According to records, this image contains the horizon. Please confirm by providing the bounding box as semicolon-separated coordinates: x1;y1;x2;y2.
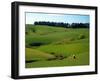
25;21;89;25
25;12;90;24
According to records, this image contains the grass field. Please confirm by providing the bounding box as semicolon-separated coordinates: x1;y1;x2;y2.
25;24;89;68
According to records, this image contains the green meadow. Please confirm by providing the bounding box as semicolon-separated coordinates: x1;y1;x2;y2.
25;24;89;68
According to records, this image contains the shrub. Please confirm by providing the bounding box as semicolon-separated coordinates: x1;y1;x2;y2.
29;42;44;46
78;34;85;39
32;28;36;32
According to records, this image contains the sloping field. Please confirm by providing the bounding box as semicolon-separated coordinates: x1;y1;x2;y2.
25;25;89;68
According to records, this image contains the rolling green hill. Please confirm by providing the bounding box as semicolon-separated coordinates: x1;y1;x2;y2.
25;24;89;68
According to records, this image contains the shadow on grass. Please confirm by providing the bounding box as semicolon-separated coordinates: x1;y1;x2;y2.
26;55;68;64
26;60;38;63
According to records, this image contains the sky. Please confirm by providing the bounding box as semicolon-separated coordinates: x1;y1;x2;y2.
25;12;90;24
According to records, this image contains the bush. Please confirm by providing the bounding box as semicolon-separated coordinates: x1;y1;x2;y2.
29;42;44;46
78;34;85;39
32;28;36;32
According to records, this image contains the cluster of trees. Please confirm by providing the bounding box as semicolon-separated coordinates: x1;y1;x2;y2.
34;21;89;28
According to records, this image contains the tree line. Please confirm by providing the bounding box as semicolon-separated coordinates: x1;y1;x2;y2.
34;21;89;28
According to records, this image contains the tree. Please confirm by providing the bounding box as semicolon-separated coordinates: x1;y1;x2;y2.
34;21;89;28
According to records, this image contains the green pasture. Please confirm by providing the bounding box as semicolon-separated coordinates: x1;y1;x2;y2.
25;24;89;68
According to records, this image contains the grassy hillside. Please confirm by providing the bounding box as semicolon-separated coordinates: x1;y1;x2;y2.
25;24;89;68
26;48;55;61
